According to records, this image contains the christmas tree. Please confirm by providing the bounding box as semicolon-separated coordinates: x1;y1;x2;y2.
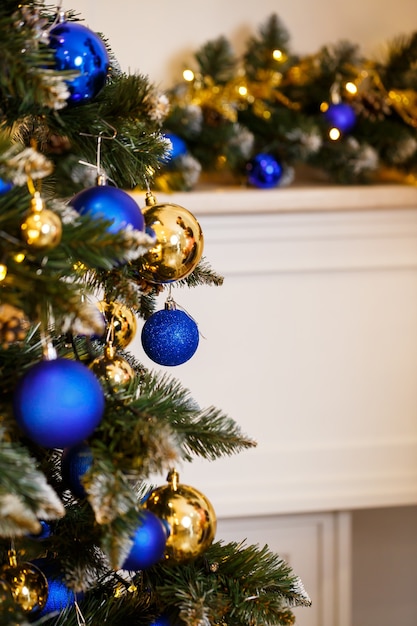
0;3;310;625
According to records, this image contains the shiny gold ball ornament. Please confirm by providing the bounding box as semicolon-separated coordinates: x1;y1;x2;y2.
89;343;135;392
21;191;62;250
97;300;137;348
144;469;216;563
140;191;204;283
1;550;48;613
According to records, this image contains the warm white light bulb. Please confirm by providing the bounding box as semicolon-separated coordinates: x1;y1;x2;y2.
183;69;195;82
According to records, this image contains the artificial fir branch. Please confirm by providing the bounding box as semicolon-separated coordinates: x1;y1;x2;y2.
147;541;311;626
93;369;255;473
0;435;64;536
243;12;293;78
194;37;238;85
381;32;417;90
180;257;224;289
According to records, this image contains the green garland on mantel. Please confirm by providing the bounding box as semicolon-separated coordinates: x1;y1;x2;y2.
155;13;417;191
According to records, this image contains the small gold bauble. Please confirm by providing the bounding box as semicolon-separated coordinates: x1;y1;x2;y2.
140;194;204;284
89;344;134;391
0;303;30;348
21;209;62;250
144;469;216;563
1;550;48;613
97;300;137;349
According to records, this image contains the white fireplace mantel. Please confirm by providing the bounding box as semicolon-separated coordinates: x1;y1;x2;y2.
131;183;417;520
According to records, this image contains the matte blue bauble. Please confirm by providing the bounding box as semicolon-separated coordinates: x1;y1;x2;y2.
70;185;145;234
324;102;356;133
141;308;199;366
122;510;168;571
31;559;81;617
246;153;283;189
49;21;109;105
164;133;187;161
61;443;93;498
14;359;105;449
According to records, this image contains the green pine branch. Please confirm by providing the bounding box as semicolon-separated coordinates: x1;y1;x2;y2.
147;540;311;625
195;36;238;84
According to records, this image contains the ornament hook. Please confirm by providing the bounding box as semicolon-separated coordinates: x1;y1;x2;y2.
79;122;118;181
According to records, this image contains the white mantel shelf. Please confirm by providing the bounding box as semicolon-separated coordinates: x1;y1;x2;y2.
132;183;417;519
145;182;417;216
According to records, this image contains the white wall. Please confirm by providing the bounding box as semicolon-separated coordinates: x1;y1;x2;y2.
65;0;417;89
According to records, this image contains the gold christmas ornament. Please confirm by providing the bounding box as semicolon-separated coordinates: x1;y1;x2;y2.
1;550;48;613
0;303;30;348
89;343;134;392
97;300;137;348
144;469;216;563
21;191;62;250
140;192;204;283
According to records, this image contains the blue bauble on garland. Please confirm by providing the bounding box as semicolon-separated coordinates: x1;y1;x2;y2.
141;307;199;366
246;153;283;188
61;443;93;498
0;178;13;194
324;102;356;133
164;133;187;161
48;21;109;105
70;185;145;234
122;510;168;571
13;359;105;448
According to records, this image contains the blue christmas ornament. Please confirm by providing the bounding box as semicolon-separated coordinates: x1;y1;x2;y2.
31;559;82;617
61;443;93;498
122;510;168;571
0;178;13;194
324;102;356;133
141;305;199;366
70;184;145;234
27;520;52;541
49;21;109;105
246;153;283;189
164;133;187;161
13;358;105;449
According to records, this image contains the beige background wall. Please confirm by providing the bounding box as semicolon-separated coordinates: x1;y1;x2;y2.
67;0;417;89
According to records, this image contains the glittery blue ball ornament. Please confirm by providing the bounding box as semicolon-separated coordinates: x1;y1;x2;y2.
324;102;356;133
164;133;187;161
61;443;93;498
246;153;283;188
31;559;82;617
122;510;168;571
13;359;105;449
48;21;109;105
70;185;145;234
141;308;199;366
